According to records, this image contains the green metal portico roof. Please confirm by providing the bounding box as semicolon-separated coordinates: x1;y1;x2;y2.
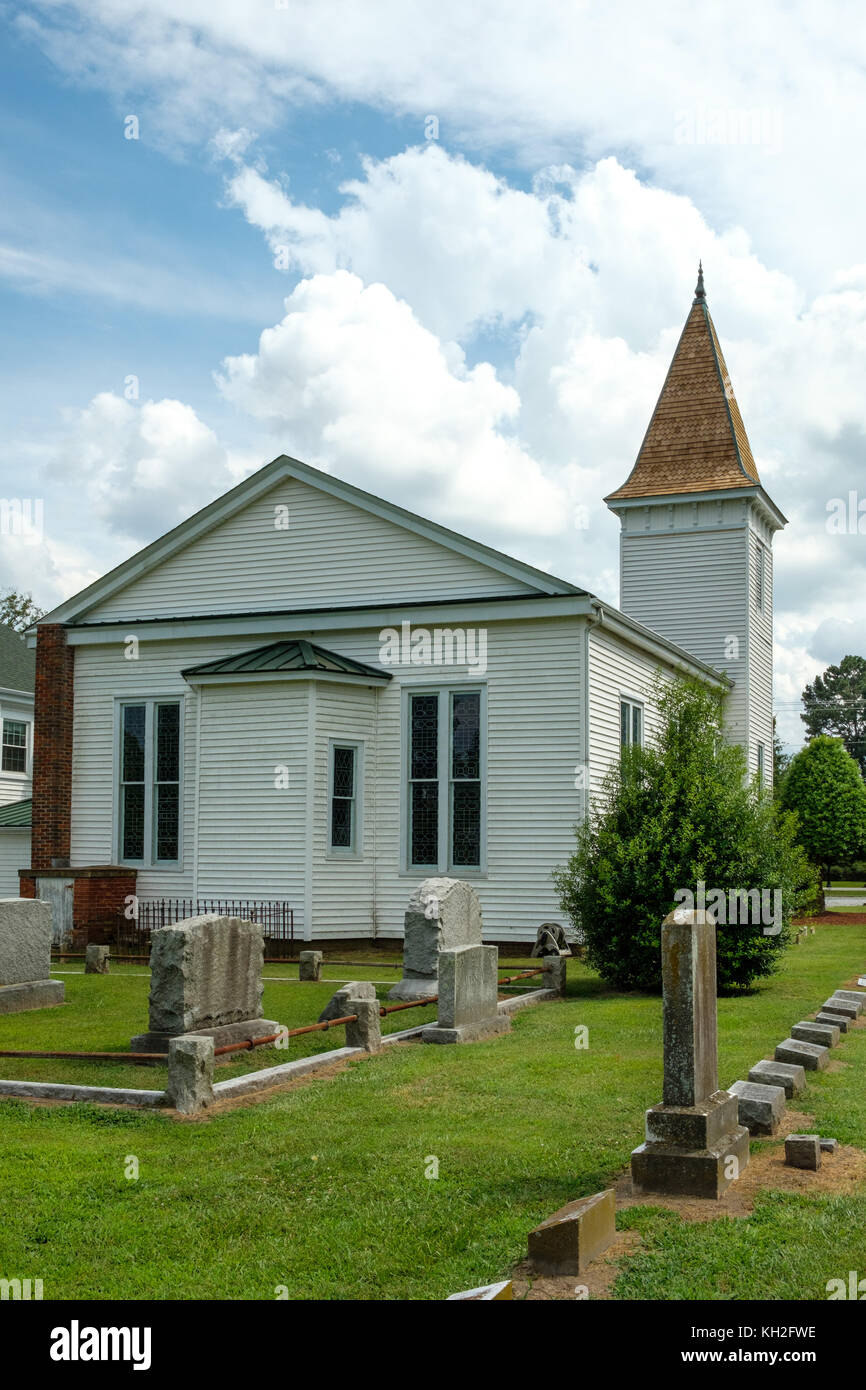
181;639;391;682
0;798;31;827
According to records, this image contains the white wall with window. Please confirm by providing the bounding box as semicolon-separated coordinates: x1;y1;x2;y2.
313;683;377;938
0;697;34;806
67;613;701;942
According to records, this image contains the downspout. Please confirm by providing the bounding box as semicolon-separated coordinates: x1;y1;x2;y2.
583;602;604;822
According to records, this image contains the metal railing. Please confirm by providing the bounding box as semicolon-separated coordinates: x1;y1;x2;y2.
113;898;295;957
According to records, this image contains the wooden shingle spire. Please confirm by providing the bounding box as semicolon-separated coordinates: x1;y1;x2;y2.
605;267;759;501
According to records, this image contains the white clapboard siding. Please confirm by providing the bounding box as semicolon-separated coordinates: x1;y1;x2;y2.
0;829;30;896
311;684;378;939
70;639;198;898
303;617;584;940
85;477;535;621
195;683;308;921
747;524;774;780
619;525;748;750
587;622;676;798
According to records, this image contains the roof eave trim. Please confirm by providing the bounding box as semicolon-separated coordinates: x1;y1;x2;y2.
606;484;787;529
182;669;391;688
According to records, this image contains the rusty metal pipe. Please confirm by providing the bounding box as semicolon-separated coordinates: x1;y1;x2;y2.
0;1049;165;1062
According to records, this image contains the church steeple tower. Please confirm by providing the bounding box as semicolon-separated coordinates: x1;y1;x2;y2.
605;268;786;783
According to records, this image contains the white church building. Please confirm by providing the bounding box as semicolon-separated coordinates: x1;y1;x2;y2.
22;272;785;945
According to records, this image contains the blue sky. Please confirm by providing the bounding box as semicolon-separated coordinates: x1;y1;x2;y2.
3;2;866;750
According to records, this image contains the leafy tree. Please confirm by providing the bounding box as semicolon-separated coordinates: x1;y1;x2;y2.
801;656;866;777
772;717;790;799
780;734;866;886
553;677;816;992
0;590;44;633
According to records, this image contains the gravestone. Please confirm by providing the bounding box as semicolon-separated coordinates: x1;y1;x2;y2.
85;945;110;975
0;899;65;1015
130;914;279;1051
389;878;482;1001
785;1134;821;1170
421;943;510;1044
527;1189;616;1275
299;950;323;982
530;922;572;958
631;909;749;1198
318;980;376;1022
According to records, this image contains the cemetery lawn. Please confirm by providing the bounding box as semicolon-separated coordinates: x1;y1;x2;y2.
0;926;864;1300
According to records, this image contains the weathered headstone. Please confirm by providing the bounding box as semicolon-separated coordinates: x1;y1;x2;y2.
317;980;381;1051
527;1189;616;1274
446;1281;513;1301
775;1037;829;1071
389;878;482;1001
816;1011;849;1032
630;909;749;1198
130;914;279;1051
318;980;376;1022
167;1035;215;1115
785;1133;821;1170
422;943;510;1044
791;1020;840;1048
729;1079;786;1136
85;944;110;975
748;1059;806;1097
821;997;859;1020
0;899;65;1015
530;922;572;958
345;997;382;1052
299;950;323;982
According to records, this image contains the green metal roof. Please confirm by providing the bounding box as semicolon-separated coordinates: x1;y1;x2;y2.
181;639;391;681
0;798;31;827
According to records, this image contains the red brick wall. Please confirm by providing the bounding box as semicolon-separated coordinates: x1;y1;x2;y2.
73;872;137;941
18;873;36;898
31;624;75;870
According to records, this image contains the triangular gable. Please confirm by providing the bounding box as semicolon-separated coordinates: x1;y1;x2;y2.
42;455;580;625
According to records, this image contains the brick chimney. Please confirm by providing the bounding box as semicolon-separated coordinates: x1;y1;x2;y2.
30;623;74;869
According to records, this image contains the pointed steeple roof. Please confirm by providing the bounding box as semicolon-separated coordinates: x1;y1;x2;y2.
605;266;760;501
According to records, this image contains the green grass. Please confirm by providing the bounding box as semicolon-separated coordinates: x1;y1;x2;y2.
0;931;864;1299
0;957;441;1088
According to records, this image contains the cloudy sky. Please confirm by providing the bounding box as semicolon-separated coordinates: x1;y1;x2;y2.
3;2;866;750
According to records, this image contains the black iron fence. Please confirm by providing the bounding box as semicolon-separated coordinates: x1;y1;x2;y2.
113;899;295;958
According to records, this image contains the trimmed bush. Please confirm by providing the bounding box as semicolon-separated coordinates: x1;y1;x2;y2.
554;678;817;992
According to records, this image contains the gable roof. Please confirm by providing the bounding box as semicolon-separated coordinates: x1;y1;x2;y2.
37;455;583;628
605;266;762;502
181;639;391;683
0;624;36;693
